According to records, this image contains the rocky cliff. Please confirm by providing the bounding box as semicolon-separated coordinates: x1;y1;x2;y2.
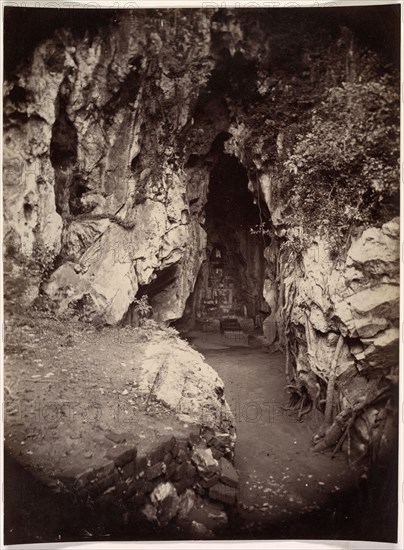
4;7;399;459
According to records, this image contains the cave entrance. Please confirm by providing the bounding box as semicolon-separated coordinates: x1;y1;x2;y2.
179;153;269;333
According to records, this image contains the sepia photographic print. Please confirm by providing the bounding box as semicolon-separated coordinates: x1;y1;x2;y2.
1;1;402;548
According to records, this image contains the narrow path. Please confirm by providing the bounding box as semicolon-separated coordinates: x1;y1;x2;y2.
189;332;362;539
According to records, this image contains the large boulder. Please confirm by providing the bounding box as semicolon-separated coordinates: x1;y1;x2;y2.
136;336;235;433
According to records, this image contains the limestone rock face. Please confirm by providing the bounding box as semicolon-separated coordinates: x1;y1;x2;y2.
137;335;235;433
3;41;66;258
264;218;399;408
4;12;213;324
346;219;400;281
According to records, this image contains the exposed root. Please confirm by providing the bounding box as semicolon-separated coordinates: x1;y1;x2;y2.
312;387;391;463
282;381;312;422
324;334;344;426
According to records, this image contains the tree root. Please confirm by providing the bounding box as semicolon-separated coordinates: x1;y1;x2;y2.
324;334;344;426
312;387;390;460
282;382;313;422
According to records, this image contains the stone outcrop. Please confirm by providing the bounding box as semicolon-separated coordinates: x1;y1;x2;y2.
284;219;399;400
4;11;213;324
137;334;235;434
259;218;399;454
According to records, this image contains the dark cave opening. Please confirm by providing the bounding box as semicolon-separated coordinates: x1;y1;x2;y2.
177;153;270;333
121;264;180;327
49;88;78;217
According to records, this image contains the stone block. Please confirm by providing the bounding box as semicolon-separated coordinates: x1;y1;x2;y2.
355;317;389;339
141;502;158;523
131;492;147;509
106;445;137;467
201;473;219;489
163;452;173;465
89;472;118;497
191;445;219;478
188;500;228;531
102;485;116;496
149;436;176;464
144;478;163;493
176;448;188;463
125;477;144;499
173;477;194;495
207;436;227;453
173;462;197;482
219;457;238;488
94;460;115;480
116;480;129;499
149;481;180;525
58;466;94;489
146;461;165;481
176;438;189;450
104;430;129;444
190;521;215;539
121;460;135;479
159;492;180;526
177;489;196;520
171;442;179;457
135;455;148;473
97;490;115;506
209;482;238;505
211;447;224;460
165;461;177;478
187;429;201;447
201;427;215;444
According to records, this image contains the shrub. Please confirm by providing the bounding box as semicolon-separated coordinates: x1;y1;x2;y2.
284;75;399;237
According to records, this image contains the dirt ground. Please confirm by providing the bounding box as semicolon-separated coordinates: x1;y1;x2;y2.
4;313;191;487
3;314;396;542
186;331;395;541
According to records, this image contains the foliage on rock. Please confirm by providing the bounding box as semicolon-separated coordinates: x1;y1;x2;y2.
285;75;399;238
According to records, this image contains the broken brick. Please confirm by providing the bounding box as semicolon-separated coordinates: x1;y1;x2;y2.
93;460;115;480
201;473;220;489
121;460;135;478
219;457;238;488
209;482;238;505
146;461;165;480
173;462;197;482
58;467;94;489
173;477;194;495
106;445;137;467
104;430;128;444
165;461;177;478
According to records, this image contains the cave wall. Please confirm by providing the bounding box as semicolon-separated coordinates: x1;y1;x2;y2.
4;9;215;323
